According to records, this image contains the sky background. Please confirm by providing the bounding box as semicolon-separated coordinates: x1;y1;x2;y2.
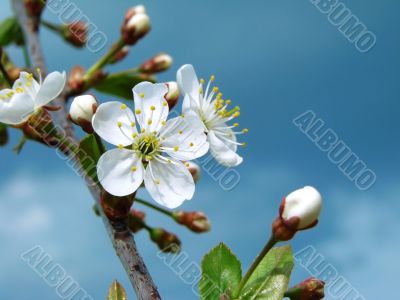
0;0;399;299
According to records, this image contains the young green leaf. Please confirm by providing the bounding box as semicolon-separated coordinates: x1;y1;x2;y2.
239;245;294;300
0;17;23;46
95;72;155;100
199;243;242;300
77;134;104;182
107;280;127;300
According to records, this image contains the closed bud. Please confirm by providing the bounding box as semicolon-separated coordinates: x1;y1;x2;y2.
63;22;87;47
68;65;85;94
0;123;8;146
69;95;98;133
139;53;173;74
150;228;181;253
164;81;180;110
127;209;146;233
109;45;130;64
173;211;211;233
24;0;45;18
124;5;146;22
272;186;322;241
121;10;151;45
185;161;201;183
285;278;325;300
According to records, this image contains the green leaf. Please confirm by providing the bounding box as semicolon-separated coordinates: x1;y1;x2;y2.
107;280;127;300
199;243;242;300
239;245;294;300
94;72;155;99
0;17;23;46
77;134;104;182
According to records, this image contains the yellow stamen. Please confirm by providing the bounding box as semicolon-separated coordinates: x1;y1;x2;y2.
121;104;127;110
135;109;141;114
150;105;155;111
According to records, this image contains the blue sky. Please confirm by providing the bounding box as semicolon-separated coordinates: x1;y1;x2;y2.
0;0;398;299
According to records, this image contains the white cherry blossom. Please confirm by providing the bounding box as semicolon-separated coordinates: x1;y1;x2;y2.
0;70;66;125
93;82;209;208
177;64;245;167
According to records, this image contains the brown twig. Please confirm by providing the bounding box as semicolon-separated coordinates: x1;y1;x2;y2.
11;1;162;298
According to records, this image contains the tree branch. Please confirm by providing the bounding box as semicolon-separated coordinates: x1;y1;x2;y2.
12;1;162;299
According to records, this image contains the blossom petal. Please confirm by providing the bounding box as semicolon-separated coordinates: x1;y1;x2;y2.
97;148;144;197
144;159;194;208
0;91;34;125
92;101;137;147
177;64;200;101
132;82;169;133
213;123;237;152
34;71;66;107
208;130;243;167
160;115;209;161
12;72;40;99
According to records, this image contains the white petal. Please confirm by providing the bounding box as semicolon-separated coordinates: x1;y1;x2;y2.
160;116;209;161
0;91;35;125
177;64;200;100
97;148;144;197
132;82;169;133
283;186;322;229
212;123;237;152
144;159;194;209
12;72;40;99
34;71;66;107
208;130;243;167
92;101;137;147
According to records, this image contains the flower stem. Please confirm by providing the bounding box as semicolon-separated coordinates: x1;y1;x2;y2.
13;134;27;154
84;39;125;79
40;20;63;33
22;44;31;67
234;236;278;297
135;197;173;217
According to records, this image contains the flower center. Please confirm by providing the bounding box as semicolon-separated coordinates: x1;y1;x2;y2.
132;133;160;161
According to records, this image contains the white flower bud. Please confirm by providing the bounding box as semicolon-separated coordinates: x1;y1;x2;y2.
122;13;151;45
69;95;98;133
281;186;322;229
186;161;201;183
164;81;180;109
140;53;173;73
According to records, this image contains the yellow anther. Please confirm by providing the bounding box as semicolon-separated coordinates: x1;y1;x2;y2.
139;92;145;98
232;111;240;118
180;113;185;118
185;162;190;167
146;155;153;161
210;75;215;81
199;87;203;94
132;133;138;138
225;99;231;105
147;119;152;125
117;122;122;128
141;128;145;133
173;146;179;152
135;109;141;114
15;87;24;93
241;142;247;147
153;131;157;135
212;87;219;93
178;130;183;134
118;144;123;149
154;179;160;185
242;128;249;133
167;159;172;163
216;93;222;99
131;166;137;172
26;81;31;87
233;123;239;127
161;120;166;126
121;104;127;110
189;142;194;147
131;121;136;127
163;101;168;106
150;105;156;111
200;78;205;84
